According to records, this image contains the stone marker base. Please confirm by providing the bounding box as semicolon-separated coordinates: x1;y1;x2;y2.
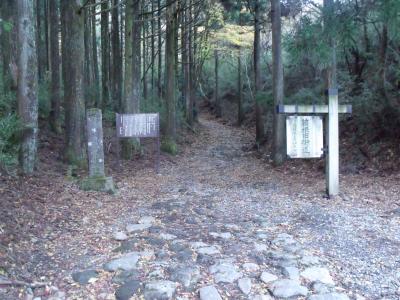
80;176;116;194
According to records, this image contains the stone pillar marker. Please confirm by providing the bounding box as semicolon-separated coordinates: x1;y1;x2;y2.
80;109;115;193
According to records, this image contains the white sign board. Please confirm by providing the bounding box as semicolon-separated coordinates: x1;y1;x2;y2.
286;116;323;158
116;113;159;138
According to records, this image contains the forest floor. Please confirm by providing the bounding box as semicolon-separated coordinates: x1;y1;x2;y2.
0;113;400;300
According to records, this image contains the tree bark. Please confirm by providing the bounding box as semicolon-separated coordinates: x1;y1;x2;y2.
17;0;39;174
271;0;286;165
0;0;17;95
165;0;177;142
238;50;243;126
49;0;61;133
183;0;193;125
36;0;46;81
157;0;163;99
132;0;142;112
91;0;100;108
111;0;122;111
214;49;221;117
101;0;110;110
254;0;265;142
61;0;87;167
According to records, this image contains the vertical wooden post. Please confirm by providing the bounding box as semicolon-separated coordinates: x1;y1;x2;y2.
87;109;106;177
326;88;339;197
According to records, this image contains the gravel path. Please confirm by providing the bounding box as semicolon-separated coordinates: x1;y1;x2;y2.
1;114;399;299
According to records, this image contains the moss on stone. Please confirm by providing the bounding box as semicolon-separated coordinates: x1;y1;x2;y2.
161;137;178;155
80;176;116;194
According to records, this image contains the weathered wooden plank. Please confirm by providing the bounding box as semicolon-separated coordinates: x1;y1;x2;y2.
277;104;352;114
327;91;340;197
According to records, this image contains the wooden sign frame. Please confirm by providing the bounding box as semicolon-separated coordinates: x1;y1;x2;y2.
115;113;160;173
277;89;352;198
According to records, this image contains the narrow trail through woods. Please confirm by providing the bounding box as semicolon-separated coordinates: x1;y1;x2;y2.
1;114;399;299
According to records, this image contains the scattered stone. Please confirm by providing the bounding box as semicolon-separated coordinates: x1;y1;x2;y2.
114;239;137;253
145;236;166;247
301;267;335;285
238;277;252;295
282;266;300;281
112;270;141;284
196;245;221;255
210;232;232;239
199;285;222;300
175;248;195;262
159;233;177;240
104;252;141;271
260;271;278;284
224;224;240;231
169;265;200;290
196;253;215;266
300;255;321;266
126;223;152;233
251;294;274;300
144;280;177;300
243;262;260;272
209;260;242;283
139;216;156;224
256;233;269;240
269;279;308;298
308;293;350;300
311;282;333;294
254;242;267;252
115;280;141;300
72;270;98;285
148;267;165;279
271;233;296;247
113;231;128;241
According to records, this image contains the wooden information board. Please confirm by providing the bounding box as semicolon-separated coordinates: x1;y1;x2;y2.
116;113;160;173
286;116;323;158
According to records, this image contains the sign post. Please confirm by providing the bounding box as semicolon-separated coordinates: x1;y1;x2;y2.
277;89;351;198
116;113;160;173
81;109;115;193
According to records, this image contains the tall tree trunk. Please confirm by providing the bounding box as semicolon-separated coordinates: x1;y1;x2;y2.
187;0;195;125
183;0;193;124
151;0;156;101
111;0;122;111
214;49;221;117
271;0;286;165
91;0;100;108
101;0;110;110
84;6;94;108
165;0;177;145
132;0;142;112
157;0;162;99
0;0;17;95
238;50;243;126
143;12;148;101
36;0;46;81
49;0;61;133
379;24;388;99
61;0;87;167
323;0;337;89
254;0;265;142
17;0;39;174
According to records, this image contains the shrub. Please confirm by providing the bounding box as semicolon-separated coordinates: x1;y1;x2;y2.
0;114;22;174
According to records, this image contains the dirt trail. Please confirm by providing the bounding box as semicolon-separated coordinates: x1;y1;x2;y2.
1;114;399;299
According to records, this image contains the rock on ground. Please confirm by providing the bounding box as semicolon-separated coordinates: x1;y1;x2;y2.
144;280;177;300
238;277;252;295
199;285;222;300
209;260;242;283
115;280;141;300
301;267;335;285
269;279;308;298
72;270;98;285
104;252;141;271
307;293;350;300
260;271;278;284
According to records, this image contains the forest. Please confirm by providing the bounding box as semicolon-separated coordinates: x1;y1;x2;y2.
0;0;399;300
